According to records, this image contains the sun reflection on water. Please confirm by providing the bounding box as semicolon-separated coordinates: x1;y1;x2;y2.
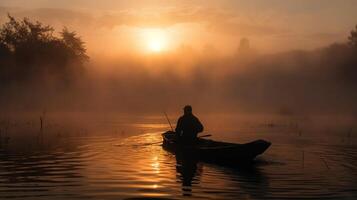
151;156;160;174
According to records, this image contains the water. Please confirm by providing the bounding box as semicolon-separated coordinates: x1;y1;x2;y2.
0;116;357;199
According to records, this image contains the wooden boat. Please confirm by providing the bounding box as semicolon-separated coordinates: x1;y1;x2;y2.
162;131;271;165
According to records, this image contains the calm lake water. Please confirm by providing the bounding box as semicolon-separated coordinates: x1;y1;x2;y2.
0;115;357;199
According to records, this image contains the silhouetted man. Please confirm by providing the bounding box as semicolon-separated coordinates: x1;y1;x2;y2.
175;105;204;144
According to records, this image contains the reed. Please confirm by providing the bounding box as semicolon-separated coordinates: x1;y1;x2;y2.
321;157;330;170
38;114;45;143
298;129;302;137
40;117;43;132
0;121;10;146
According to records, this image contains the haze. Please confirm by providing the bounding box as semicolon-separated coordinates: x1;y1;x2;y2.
2;2;357;199
1;0;357;118
1;0;357;55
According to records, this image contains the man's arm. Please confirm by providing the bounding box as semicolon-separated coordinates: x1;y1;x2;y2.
196;118;204;133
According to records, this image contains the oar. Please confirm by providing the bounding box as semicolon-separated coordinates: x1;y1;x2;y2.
199;134;212;138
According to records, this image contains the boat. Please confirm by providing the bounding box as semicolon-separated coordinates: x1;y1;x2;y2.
162;131;271;165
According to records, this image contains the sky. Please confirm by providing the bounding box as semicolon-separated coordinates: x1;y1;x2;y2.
1;1;357;115
1;0;357;55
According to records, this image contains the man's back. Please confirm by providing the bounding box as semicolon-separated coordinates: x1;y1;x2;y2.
175;113;204;143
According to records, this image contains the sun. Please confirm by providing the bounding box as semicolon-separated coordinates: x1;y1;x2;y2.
148;38;164;52
143;29;168;53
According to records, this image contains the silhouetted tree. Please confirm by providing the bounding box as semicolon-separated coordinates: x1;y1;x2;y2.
0;14;88;84
61;27;89;63
348;24;357;47
238;37;250;52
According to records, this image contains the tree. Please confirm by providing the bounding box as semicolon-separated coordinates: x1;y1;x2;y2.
348;24;357;47
0;15;54;52
61;27;89;63
0;14;88;84
238;37;250;53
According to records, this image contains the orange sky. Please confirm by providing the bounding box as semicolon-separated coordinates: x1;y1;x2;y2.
1;0;357;56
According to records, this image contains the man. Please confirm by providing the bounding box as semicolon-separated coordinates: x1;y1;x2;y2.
175;105;204;144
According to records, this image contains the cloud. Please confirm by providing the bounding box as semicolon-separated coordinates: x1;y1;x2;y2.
0;7;93;27
0;5;350;54
1;6;286;37
93;6;287;37
94;7;228;28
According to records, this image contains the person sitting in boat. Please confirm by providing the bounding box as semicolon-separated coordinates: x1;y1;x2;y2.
175;105;204;144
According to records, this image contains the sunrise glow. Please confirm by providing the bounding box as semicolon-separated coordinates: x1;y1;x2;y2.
143;29;168;53
1;1;357;199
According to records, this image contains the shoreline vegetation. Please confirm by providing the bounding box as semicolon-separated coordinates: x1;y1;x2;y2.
0;15;88;85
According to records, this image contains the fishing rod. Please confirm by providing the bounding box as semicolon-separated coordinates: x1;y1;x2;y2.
164;111;174;132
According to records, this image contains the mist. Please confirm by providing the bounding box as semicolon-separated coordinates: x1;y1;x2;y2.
1;9;357;121
2;39;357;118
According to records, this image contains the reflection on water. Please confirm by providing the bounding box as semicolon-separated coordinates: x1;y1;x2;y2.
0;118;357;199
174;150;202;196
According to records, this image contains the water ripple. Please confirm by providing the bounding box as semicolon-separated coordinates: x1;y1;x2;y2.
0;131;357;199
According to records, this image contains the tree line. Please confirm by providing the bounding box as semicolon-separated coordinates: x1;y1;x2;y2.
0;15;88;86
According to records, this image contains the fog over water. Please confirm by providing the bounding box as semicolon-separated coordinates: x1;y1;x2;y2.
2;43;357;118
1;2;357;199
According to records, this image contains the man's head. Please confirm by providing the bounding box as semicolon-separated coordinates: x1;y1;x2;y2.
183;105;192;115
